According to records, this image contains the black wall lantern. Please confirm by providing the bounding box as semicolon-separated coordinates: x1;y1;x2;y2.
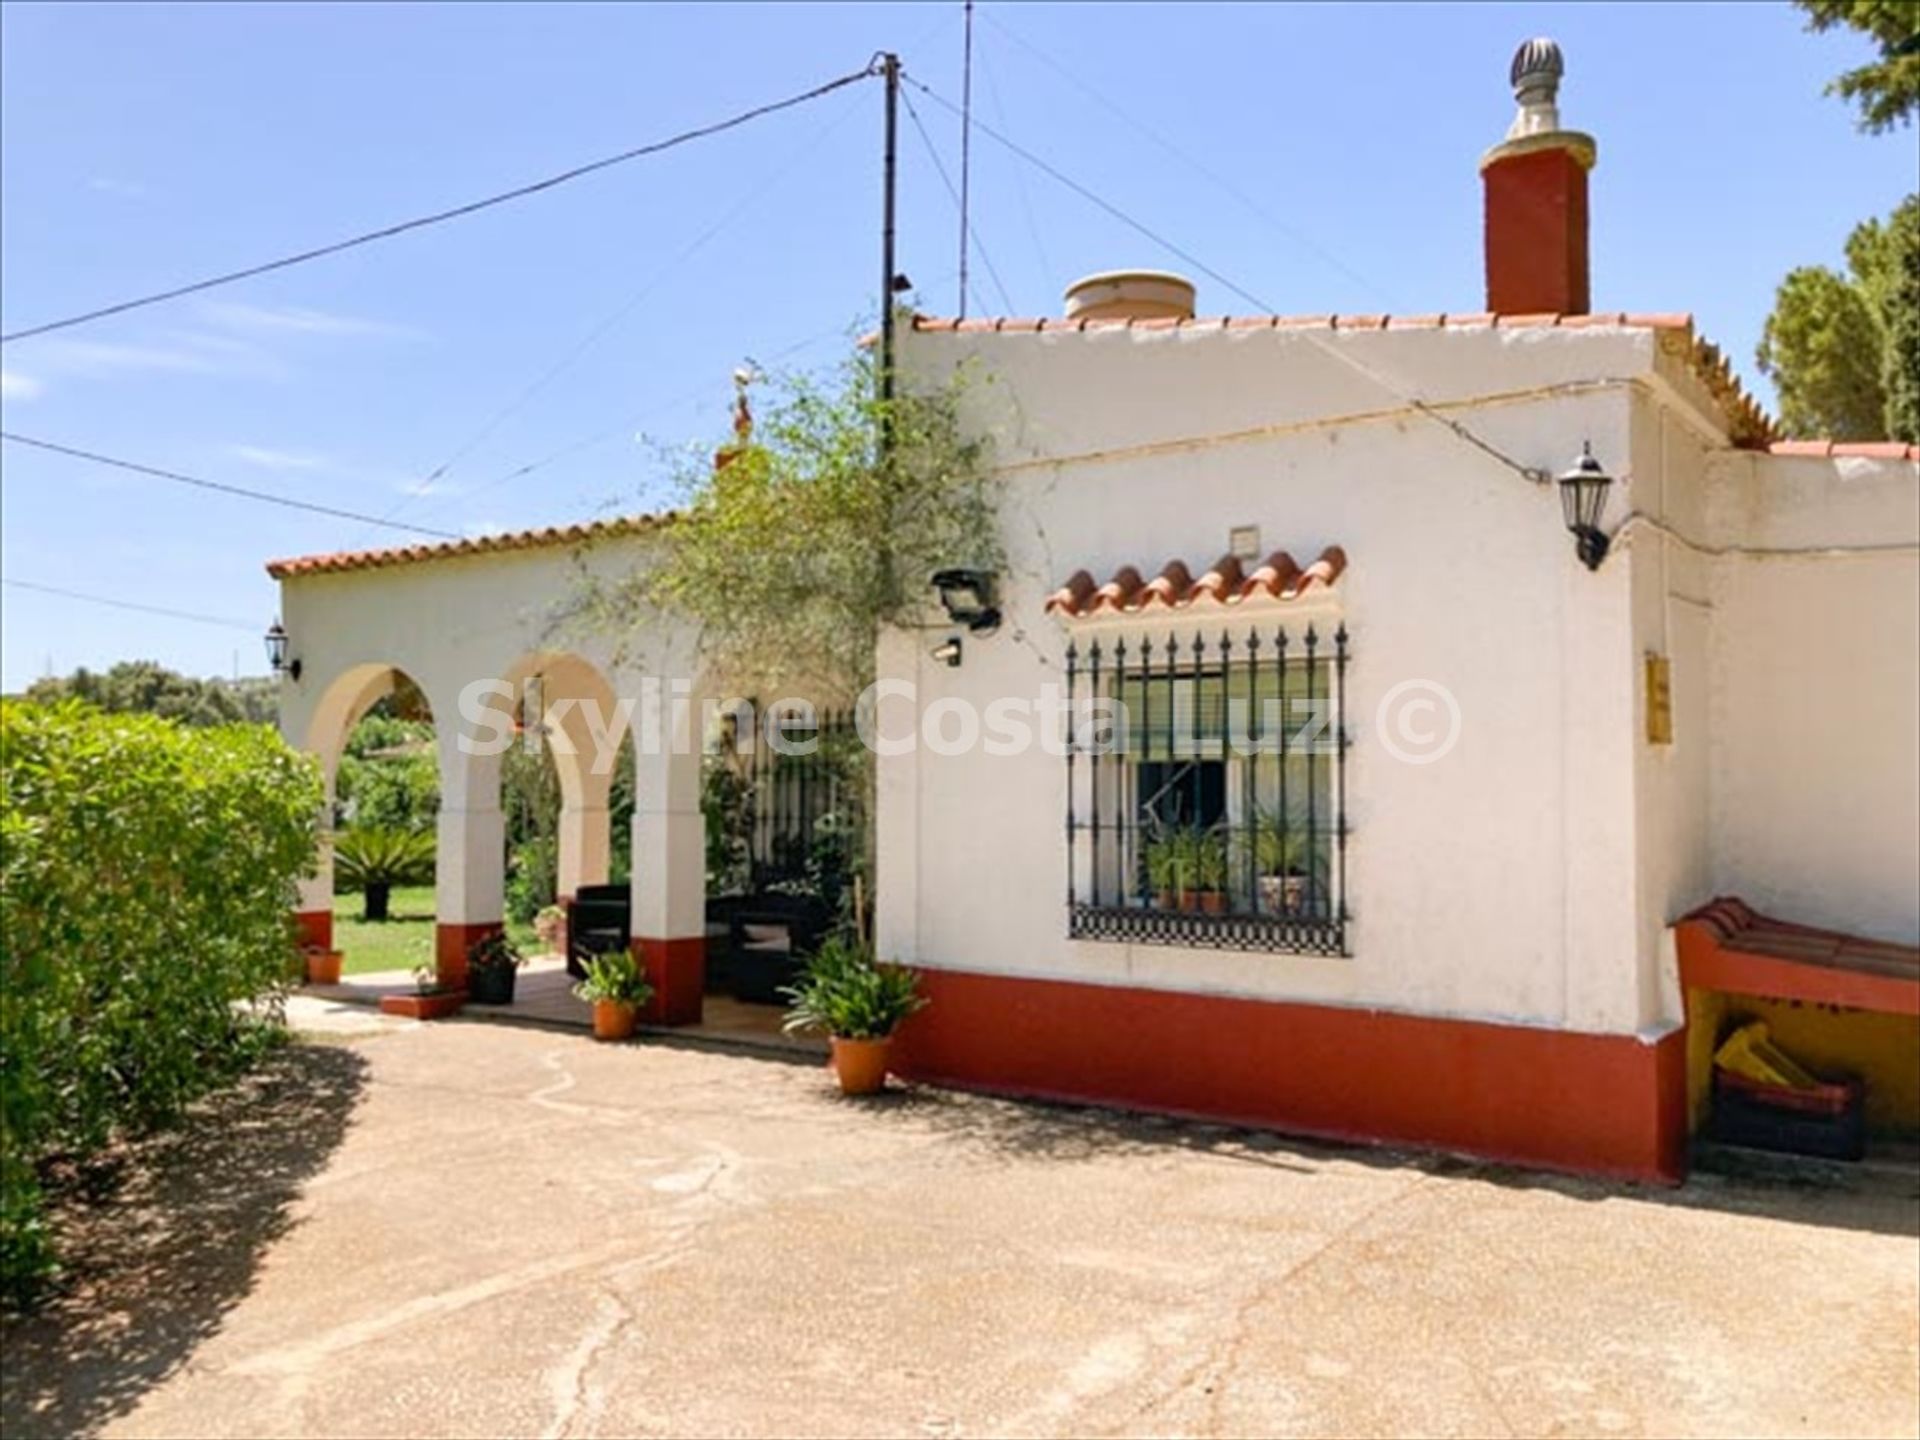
265;619;301;681
1557;442;1613;571
931;568;1001;634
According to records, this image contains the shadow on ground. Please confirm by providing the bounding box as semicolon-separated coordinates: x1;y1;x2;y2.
866;1078;1920;1237
0;1041;368;1440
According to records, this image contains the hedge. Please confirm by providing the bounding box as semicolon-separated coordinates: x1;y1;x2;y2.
0;700;322;1301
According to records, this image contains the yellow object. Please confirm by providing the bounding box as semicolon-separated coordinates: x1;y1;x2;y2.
1645;653;1673;745
1714;1021;1820;1091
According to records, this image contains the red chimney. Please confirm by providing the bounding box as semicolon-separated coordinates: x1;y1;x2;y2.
1481;38;1596;316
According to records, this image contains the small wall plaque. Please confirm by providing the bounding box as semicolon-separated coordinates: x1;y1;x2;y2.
1646;653;1673;745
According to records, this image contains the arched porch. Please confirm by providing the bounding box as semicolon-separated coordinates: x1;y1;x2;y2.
269;527;713;1025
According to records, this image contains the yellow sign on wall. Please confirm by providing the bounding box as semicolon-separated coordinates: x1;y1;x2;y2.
1646;653;1673;745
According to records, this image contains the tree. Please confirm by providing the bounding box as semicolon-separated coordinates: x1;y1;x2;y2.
21;661;276;726
1796;1;1920;133
1757;195;1920;442
580;347;1002;698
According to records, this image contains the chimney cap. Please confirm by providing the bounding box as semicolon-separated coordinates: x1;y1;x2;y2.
1510;37;1564;101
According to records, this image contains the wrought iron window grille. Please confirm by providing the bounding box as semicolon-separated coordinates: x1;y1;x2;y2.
1063;623;1350;957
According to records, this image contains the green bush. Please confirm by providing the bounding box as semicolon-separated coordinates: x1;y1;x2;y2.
0;700;322;1302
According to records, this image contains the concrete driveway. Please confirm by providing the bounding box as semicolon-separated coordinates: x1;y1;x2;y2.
4;1016;1916;1439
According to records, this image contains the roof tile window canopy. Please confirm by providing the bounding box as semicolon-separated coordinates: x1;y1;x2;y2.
1046;547;1346;621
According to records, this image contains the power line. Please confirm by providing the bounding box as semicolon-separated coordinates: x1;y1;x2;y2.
900;88;1016;315
407;322;852;519
2;578;258;631
978;9;1396;307
371;81;873;538
0;432;463;536
0;64;881;346
898;69;1541;485
901;70;1276;315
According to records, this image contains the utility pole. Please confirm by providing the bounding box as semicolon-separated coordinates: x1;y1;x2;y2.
958;0;974;318
879;51;900;425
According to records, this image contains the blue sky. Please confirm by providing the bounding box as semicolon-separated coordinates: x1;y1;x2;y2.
1;2;1910;691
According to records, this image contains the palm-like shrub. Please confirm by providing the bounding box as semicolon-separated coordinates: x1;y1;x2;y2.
781;935;925;1041
333;826;434;921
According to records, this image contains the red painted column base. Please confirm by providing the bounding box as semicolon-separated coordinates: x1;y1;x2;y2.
293;909;334;952
892;967;1688;1184
435;921;502;990
634;937;705;1027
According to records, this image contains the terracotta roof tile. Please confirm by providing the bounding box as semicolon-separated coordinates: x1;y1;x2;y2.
1045;546;1347;619
1766;439;1919;461
266;512;668;580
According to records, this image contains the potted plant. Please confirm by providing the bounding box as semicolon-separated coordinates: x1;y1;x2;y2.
533;903;567;954
302;943;344;986
1188;828;1230;915
781;934;927;1096
379;960;465;1021
1143;828;1185;910
1253;814;1321;917
466;930;524;1006
333;825;435;922
572;950;654;1041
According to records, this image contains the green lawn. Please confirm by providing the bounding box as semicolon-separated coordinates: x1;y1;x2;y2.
333;885;544;976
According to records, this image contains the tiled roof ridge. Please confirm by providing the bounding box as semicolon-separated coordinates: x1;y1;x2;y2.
1046;546;1348;619
912;310;1784;450
265;511;669;579
913;310;1697;335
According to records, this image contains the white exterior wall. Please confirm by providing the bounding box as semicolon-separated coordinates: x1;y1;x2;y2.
883;323;1666;1037
1702;451;1920;943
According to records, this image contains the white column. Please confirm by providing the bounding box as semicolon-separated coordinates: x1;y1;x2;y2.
630;742;704;941
555;753;614;898
436;804;506;925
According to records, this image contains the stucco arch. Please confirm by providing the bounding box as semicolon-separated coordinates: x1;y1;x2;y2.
289;660;439;955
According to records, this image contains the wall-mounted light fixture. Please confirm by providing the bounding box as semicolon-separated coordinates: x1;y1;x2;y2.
1557;442;1614;571
930;636;964;668
264;619;301;681
931;568;1001;634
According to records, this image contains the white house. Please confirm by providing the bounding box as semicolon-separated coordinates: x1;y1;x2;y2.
270;40;1918;1182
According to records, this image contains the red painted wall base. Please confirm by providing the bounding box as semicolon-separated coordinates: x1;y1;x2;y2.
893;967;1688;1184
634;937;704;1026
435;921;503;990
293;909;334;952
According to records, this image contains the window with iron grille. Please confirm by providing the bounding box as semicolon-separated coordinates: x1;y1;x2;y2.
1063;624;1349;955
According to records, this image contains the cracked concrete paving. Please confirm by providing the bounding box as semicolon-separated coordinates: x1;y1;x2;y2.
3;1019;1916;1439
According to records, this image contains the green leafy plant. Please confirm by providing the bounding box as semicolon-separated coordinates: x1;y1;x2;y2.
332;826;435;921
1142;824;1227;901
1251;812;1322;879
1190;828;1229;893
571;950;654;1007
781;934;926;1041
1;699;321;1301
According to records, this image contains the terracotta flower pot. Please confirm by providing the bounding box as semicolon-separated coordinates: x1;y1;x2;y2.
1197;891;1227;915
830;1036;892;1096
1155;889;1178;912
592;999;638;1041
380;990;465;1021
303;948;344;986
